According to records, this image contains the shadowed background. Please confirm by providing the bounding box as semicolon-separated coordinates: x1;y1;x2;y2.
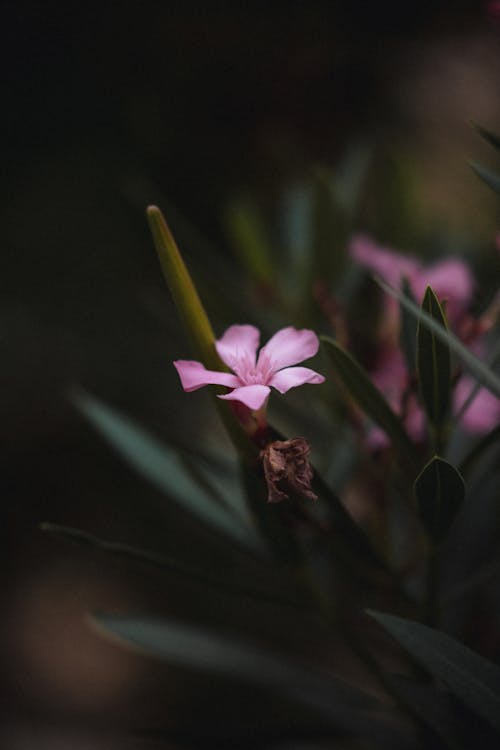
2;2;500;747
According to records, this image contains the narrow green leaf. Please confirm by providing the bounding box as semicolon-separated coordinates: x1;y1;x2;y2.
40;523;309;609
70;389;261;550
470;161;500;195
416;287;451;432
414;456;465;544
223;198;276;285
376;278;500;400
399;277;418;374
472;122;500;152
146;205;257;461
459;422;500;477
94;614;416;745
321;337;418;474
311;170;349;286
147;205;220;370
367;611;500;733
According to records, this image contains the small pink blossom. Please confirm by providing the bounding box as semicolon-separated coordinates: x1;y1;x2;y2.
174;325;325;410
350;235;500;446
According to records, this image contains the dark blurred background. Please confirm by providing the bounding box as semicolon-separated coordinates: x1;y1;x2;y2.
2;2;500;747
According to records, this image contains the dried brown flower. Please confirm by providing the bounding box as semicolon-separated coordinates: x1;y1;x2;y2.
260;437;317;503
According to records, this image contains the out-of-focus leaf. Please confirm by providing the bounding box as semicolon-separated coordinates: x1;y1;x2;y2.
459;423;500;477
321;337;418;475
147;205;256;460
70;389;261;551
367;611;500;733
224;198;276;286
472;122;500;152
416;287;451;434
399;277;418;374
413;457;465;544
40;523;306;609
389;675;465;750
376;278;500;400
94;614;418;747
310;169;349;287
147;205;219;370
470;161;500;195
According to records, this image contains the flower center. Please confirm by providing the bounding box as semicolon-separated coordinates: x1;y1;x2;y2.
232;351;274;386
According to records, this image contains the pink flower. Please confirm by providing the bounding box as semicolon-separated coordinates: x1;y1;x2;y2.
351;235;474;327
350;235;500;446
174;325;325;410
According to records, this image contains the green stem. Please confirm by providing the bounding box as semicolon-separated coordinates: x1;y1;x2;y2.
424;545;439;628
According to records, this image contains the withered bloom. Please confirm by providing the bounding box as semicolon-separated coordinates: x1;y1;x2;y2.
261;438;317;503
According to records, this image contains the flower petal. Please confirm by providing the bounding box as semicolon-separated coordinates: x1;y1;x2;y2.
174;360;240;392
269;366;325;394
218;385;271;410
215;324;260;371
412;259;474;325
258;327;320;371
454;376;500;433
350;234;420;288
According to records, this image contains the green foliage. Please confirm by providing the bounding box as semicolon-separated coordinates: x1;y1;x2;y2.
378;276;500;400
322;336;418;474
368;611;500;733
416;287;451;436
70;388;261;550
413;456;465;544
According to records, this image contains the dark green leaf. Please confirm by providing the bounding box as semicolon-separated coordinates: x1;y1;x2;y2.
399;277;418;374
94;614;418;746
414;457;465;544
311;170;349;287
472;122;500;153
321;337;418;474
40;523;304;609
416;287;451;432
70;389;261;551
376;278;500;400
470;161;500;195
367;611;500;733
223;198;276;286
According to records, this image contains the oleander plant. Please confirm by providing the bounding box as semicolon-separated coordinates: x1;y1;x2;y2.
44;126;500;749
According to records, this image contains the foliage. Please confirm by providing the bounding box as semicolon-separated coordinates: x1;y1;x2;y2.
43;130;500;749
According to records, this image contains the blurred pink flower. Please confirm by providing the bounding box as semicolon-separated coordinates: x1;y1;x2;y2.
174;325;325;410
351;235;474;327
350;235;500;446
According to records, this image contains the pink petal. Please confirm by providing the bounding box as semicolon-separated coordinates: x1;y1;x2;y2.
258;327;320;371
454;377;500;433
218;384;271;410
215;325;260;371
174;360;240;392
350;234;420;288
269;366;325;394
412;259;474;325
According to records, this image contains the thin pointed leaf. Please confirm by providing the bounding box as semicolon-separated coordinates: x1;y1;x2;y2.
146;205;220;370
376;278;500;400
70;389;261;550
40;523;306;609
472;122;500;152
399;277;418;374
94;614;418;746
470;161;500;195
367;611;500;733
459;422;500;476
224;198;276;285
414;457;465;544
321;337;418;474
416;287;451;431
146;205;256;460
310;170;349;286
